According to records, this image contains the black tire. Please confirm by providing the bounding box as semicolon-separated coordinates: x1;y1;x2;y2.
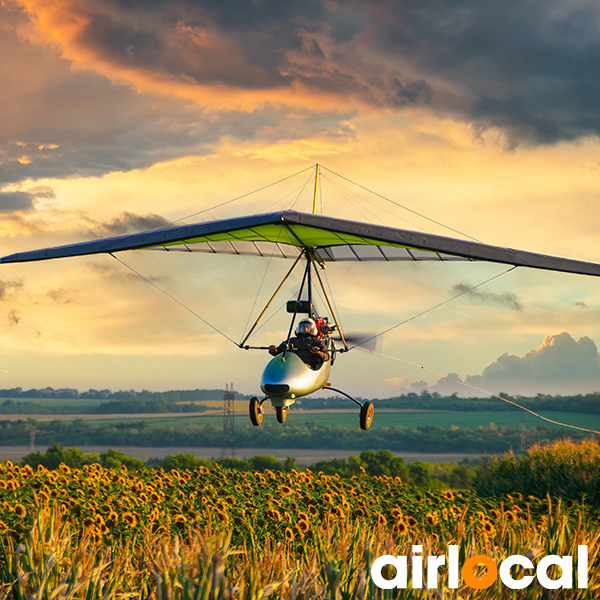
360;401;374;431
249;397;263;427
275;406;288;424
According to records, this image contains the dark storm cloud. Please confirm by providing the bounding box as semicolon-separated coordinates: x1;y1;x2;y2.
452;283;523;311
37;0;600;147
0;4;354;189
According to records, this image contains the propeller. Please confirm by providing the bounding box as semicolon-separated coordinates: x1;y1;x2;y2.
331;332;381;352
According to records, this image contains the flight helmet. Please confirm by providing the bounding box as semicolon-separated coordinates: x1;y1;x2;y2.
295;317;317;336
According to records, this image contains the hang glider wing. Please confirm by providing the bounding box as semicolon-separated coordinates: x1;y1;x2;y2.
2;210;600;277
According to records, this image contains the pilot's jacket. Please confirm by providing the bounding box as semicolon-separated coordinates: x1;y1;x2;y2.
271;335;330;369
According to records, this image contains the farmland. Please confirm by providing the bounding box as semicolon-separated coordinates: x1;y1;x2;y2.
0;448;598;598
2;409;599;431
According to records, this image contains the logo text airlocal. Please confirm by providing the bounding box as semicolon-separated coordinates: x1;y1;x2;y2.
371;545;588;590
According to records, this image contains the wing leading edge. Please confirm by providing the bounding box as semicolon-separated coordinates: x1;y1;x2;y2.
2;210;600;277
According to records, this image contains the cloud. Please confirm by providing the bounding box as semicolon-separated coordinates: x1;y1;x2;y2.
91;211;172;236
86;261;167;285
0;186;55;213
451;283;523;311
0;278;24;300
0;4;354;190
9;0;600;148
7;310;20;327
430;332;600;395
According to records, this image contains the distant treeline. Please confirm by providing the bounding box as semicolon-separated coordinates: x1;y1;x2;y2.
0;418;589;453
299;391;600;413
0;389;251;414
2;387;600;415
17;444;477;489
0;387;138;399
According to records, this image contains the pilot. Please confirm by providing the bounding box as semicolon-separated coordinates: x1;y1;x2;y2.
269;317;330;369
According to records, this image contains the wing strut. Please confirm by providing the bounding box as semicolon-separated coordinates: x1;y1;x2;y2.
239;250;306;349
308;249;348;351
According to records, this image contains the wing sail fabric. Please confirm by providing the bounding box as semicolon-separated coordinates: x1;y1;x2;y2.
2;210;600;277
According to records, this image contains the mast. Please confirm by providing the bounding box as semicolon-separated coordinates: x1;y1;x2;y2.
312;163;320;215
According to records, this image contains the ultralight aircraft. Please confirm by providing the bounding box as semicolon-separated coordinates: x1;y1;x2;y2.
3;165;600;430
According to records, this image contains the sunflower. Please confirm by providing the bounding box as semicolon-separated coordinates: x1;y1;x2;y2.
307;505;319;517
406;516;418;527
122;512;138;527
441;490;454;500
504;511;517;523
483;521;496;537
426;512;438;527
216;511;229;525
297;519;310;533
376;513;387;526
173;514;187;528
13;504;26;519
280;485;293;496
391;507;403;519
284;527;294;541
58;464;71;475
396;521;409;535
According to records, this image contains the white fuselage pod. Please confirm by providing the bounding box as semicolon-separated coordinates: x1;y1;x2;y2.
260;351;330;407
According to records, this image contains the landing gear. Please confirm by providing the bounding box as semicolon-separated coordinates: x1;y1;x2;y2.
328;386;375;430
249;397;263;426
275;406;288;423
360;400;374;431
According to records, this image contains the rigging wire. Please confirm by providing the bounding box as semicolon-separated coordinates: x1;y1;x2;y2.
239;223;287;343
146;164;315;231
346;266;518;351
321;172;430;232
108;253;239;347
357;347;600;435
255;170;314;214
322;174;377;224
289;170;317;211
321;165;482;243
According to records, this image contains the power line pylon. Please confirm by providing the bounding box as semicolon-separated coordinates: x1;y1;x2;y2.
221;383;236;458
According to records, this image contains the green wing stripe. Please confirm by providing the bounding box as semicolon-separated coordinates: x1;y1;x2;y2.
2;210;600;278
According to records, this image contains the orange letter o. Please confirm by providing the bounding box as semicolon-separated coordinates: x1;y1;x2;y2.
462;555;497;589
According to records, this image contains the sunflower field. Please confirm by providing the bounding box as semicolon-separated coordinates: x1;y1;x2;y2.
0;460;598;598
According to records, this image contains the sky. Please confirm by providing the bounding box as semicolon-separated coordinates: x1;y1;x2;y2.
2;0;600;398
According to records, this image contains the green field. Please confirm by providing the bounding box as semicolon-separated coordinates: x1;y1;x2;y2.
84;409;600;431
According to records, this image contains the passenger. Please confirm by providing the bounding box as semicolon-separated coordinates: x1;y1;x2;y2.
269;318;330;369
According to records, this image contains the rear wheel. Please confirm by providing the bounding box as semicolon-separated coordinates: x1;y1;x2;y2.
275;406;288;424
249;397;263;426
360;401;374;431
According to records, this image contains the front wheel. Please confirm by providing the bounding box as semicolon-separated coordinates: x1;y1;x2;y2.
360;401;374;431
249;397;263;426
275;406;288;424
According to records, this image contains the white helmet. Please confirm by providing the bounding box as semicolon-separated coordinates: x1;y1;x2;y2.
295;317;317;336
